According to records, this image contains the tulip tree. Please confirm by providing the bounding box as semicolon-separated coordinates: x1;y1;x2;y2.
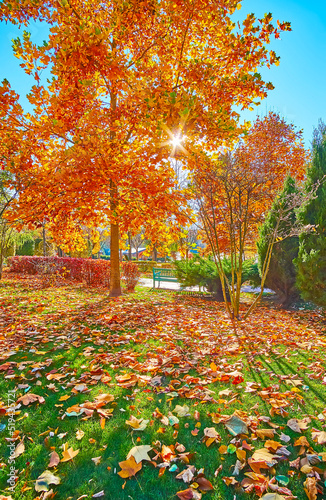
0;0;291;295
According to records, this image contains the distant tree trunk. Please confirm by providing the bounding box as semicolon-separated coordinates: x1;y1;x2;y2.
0;250;3;280
153;248;157;262
109;180;121;297
128;231;132;261
136;247;139;260
42;221;46;257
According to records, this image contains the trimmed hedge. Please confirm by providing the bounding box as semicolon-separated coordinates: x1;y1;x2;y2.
7;256;140;290
82;259;110;287
7;256;85;280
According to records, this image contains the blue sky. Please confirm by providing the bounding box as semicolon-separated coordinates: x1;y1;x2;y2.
0;0;325;147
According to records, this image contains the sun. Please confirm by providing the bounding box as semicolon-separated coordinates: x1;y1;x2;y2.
158;122;189;156
171;136;183;148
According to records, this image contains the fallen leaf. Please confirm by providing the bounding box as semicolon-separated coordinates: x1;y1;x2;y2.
224;414;248;436
176;467;195;483
76;430;85;440
118;455;142;478
303;477;317;500
125;415;149;431
35;470;60;492
17;393;45;406
61;444;79;462
13;440;25;458
174;405;190;417
311;429;326;445
261;494;286;500
126;445;152;463
256;429;275;440
196;476;214;491
48;451;60;468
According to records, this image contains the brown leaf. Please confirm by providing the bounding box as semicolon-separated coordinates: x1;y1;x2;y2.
311;430;326;445
303;477;317;500
176;489;194;500
48;451;60;468
256;429;275;440
13;440;25;458
196;476;214;491
17;393;45;406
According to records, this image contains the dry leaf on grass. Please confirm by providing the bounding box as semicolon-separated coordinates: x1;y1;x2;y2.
118;455;142;478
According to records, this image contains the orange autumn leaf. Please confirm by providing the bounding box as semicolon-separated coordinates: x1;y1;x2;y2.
118;456;142;478
61;444;79;462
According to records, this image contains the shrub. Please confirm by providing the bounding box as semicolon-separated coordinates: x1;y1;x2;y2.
121;261;141;292
174;256;258;300
16;240;35;256
81;259;110;287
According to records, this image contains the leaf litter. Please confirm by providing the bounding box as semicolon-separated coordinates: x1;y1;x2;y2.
0;274;326;498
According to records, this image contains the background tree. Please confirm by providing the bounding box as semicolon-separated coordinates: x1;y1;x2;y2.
257;176;300;307
295;121;326;307
193;113;309;321
0;172;34;278
130;230;145;260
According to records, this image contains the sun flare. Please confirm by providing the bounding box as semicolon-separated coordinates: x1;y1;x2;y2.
171;136;183;147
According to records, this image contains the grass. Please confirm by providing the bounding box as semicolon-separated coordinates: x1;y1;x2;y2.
0;272;325;500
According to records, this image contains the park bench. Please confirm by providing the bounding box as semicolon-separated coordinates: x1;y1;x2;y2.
152;268;178;288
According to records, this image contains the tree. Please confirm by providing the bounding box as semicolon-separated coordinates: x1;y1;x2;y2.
193;113;309;321
0;172;34;278
1;0;292;296
295;122;326;307
257;176;300;307
131;231;144;260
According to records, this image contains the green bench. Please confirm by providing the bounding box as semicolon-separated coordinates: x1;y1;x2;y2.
152;268;178;288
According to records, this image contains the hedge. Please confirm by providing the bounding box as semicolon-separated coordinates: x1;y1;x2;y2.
7;256;140;290
82;259;110;287
7;256;85;280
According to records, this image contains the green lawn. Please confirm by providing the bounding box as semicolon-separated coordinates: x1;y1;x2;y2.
0;273;325;499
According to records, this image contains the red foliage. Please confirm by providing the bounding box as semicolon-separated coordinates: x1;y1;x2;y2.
81;259;110;287
7;256;84;281
121;261;141;292
7;256;141;290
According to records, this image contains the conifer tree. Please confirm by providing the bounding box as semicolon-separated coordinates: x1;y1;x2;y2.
257;176;300;307
295;122;326;306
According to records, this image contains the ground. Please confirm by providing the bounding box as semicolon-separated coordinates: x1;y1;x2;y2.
0;273;325;500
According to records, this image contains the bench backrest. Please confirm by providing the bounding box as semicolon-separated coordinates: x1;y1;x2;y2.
153;268;175;278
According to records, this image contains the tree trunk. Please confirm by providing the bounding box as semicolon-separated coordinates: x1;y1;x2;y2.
136;247;139;260
109;180;121;297
153;248;157;262
128;231;132;261
42;221;46;257
0;251;3;280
